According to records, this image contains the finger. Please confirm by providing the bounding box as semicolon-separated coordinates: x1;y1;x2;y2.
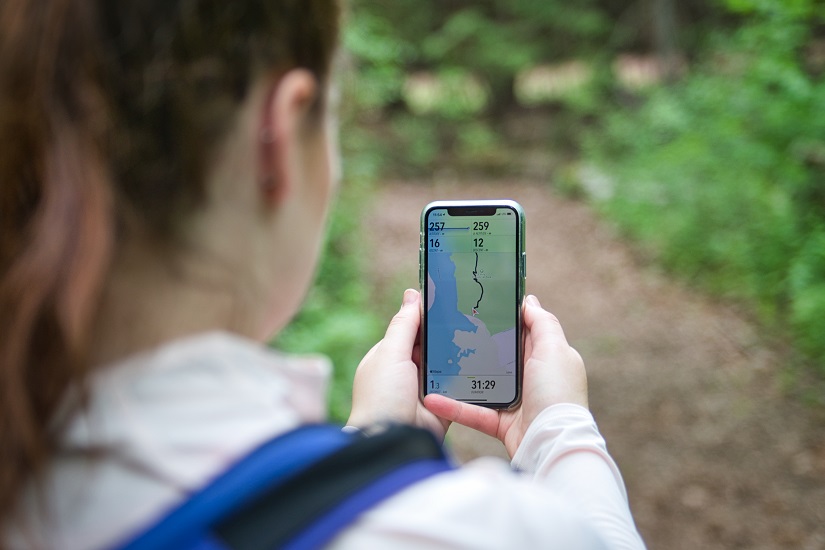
523;323;533;361
423;394;501;440
523;295;569;354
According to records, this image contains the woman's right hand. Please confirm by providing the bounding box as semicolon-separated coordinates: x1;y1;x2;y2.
423;295;588;458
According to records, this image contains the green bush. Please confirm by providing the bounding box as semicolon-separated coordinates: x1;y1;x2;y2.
585;0;825;370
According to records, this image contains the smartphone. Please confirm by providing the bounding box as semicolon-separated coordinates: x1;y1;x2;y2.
419;200;526;409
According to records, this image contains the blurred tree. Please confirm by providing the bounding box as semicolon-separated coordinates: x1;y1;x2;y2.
349;0;614;111
653;0;679;80
348;0;727;112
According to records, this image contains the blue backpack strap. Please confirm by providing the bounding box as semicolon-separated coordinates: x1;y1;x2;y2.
217;424;453;550
114;424;453;550
282;458;451;550
115;424;354;550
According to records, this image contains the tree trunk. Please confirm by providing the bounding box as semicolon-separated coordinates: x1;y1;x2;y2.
652;0;679;82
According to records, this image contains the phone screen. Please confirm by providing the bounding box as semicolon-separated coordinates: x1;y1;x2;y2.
422;203;523;407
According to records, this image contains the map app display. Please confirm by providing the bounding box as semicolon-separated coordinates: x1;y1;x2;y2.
422;202;523;406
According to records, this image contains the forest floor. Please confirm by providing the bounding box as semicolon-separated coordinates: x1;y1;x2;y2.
363;180;825;550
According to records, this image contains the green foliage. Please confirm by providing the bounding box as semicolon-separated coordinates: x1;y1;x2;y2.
343;10;413;111
724;0;822;19
348;0;613;112
389;114;440;170
586;2;825;370
789;227;825;358
342;0;627;178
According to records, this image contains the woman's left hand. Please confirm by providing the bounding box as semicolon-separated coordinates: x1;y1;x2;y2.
347;289;450;440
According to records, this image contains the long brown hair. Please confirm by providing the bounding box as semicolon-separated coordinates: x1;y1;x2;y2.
0;0;340;533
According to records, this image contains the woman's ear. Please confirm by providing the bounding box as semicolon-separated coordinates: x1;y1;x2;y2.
257;69;318;207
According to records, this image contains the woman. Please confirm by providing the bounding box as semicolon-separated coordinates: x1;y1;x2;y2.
0;1;645;548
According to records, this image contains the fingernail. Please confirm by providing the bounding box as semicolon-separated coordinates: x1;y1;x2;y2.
526;295;540;307
403;289;418;306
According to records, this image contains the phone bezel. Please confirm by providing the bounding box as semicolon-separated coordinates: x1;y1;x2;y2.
419;199;526;410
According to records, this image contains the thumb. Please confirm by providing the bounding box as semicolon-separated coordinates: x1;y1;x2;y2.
381;289;421;361
523;294;570;353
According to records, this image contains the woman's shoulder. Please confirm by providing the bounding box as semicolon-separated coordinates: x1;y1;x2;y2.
12;332;334;550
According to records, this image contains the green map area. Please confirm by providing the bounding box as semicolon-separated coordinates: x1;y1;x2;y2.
452;251;514;335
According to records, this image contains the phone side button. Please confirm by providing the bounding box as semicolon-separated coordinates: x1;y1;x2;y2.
419;248;424;289
522;252;527;279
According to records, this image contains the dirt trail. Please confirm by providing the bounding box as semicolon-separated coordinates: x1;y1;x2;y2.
364;180;825;550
